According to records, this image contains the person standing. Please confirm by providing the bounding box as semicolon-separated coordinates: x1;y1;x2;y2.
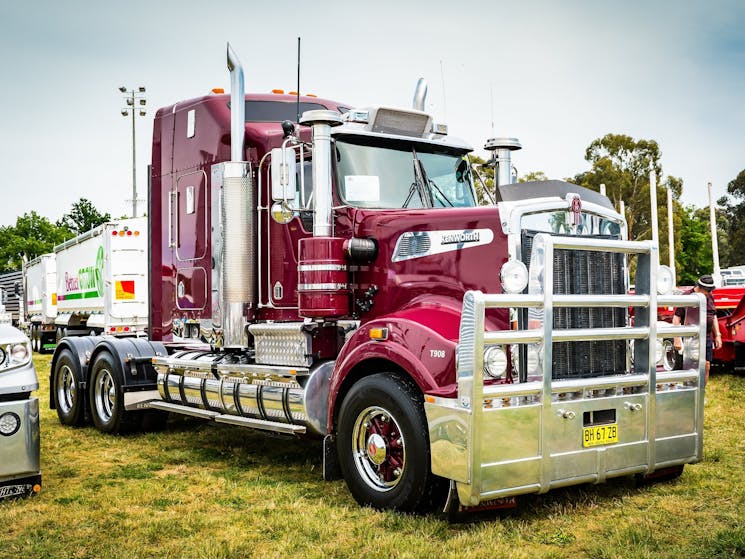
672;274;722;383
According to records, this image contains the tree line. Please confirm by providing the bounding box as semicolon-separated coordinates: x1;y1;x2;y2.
1;134;743;283
0;199;110;272
473;133;743;285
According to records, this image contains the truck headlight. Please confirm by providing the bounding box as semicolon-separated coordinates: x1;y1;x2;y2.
9;342;31;367
526;344;542;376
683;337;700;363
655;339;664;366
657;265;674;295
0;412;21;436
483;346;508;379
500;260;528;294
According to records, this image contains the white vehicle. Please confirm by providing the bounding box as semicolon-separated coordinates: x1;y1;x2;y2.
54;217;148;339
0;324;40;499
23;253;57;353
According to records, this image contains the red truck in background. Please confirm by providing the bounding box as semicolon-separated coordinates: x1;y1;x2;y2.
713;286;745;371
48;44;706;515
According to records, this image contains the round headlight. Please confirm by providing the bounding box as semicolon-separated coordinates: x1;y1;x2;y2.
0;412;20;436
684;337;700;363
526;344;542;376
655;339;664;366
484;346;508;379
9;342;29;365
657;265;674;295
500;260;529;294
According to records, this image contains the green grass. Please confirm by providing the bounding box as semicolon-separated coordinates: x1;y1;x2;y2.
2;354;743;559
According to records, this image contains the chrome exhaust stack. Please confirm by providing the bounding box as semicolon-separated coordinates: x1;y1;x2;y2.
412;78;428;111
215;43;254;348
485;137;522;186
299;110;343;237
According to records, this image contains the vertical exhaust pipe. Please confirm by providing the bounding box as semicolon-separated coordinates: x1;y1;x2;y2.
227;44;245;162
484;137;522;186
412;78;427;111
299;110;343;237
219;43;254;347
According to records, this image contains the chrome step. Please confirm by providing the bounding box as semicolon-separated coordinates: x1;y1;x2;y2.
214;415;306;435
147;400;220;419
146;400;306;435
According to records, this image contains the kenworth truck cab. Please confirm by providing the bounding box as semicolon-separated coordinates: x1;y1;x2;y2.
49;44;705;514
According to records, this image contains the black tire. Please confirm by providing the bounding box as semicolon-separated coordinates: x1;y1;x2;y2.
53;349;87;426
88;351;141;434
337;372;447;512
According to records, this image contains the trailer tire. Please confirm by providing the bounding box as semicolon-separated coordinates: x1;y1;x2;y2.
53;349;86;426
88;351;141;434
337;372;447;512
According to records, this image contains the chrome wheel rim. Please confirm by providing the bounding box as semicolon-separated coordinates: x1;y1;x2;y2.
352;405;405;492
94;368;116;423
57;365;76;414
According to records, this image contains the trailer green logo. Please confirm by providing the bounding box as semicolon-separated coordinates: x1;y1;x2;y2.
95;246;104;297
62;246;105;301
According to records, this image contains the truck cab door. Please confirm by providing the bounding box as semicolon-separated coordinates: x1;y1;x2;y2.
171;169;208;311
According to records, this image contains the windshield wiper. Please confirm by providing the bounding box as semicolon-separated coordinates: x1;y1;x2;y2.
403;148;433;208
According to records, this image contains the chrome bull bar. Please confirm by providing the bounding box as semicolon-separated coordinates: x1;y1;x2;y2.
425;233;706;507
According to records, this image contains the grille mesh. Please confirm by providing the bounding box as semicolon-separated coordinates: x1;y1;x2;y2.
522;231;627;379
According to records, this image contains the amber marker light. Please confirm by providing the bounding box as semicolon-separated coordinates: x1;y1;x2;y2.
272;89;285;94
424;395;435;404
369;327;388;341
211;88;225;94
33;484;41;494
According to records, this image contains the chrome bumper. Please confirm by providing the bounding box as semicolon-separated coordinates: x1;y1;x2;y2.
0;397;41;490
425;234;706;507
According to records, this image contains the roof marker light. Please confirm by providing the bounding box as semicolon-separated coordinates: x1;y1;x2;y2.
212;88;225;94
272;89;285;94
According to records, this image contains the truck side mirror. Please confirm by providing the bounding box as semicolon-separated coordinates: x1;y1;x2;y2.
270;147;297;202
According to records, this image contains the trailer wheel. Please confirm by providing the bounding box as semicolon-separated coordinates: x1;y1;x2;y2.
337;372;446;512
88;351;140;434
53;349;86;426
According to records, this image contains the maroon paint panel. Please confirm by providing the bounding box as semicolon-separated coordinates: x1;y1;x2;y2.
149;93;346;340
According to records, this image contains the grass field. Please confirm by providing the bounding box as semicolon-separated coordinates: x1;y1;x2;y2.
1;353;743;559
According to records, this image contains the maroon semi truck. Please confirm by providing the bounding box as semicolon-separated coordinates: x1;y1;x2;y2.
50;45;706;513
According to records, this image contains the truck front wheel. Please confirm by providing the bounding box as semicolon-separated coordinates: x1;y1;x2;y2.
337;372;446;512
88;352;140;434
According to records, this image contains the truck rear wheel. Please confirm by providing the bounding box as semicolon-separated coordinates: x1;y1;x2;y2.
337;372;446;512
88;351;141;434
53;349;87;426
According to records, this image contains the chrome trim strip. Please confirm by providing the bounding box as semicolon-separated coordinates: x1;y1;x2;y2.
297;283;348;291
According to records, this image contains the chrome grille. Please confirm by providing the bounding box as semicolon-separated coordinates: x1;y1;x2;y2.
522;230;627;379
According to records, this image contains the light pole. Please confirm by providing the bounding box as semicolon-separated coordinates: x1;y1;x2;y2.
119;86;146;217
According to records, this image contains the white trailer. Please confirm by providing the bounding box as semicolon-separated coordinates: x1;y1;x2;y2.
54;217;148;338
23;253;57;353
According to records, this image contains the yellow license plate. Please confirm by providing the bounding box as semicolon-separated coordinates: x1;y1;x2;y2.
582;423;618;447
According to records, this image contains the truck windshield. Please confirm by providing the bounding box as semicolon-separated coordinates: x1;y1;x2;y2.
334;136;477;209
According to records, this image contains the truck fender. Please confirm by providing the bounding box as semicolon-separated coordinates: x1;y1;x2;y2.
87;337;167;392
327;314;460;433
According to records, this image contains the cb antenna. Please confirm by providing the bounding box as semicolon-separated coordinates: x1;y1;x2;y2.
296;37;301;123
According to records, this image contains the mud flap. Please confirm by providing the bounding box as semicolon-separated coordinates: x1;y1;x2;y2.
322;434;342;481
444;481;517;522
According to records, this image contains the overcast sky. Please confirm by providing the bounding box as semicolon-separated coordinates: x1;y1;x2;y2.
0;0;743;227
